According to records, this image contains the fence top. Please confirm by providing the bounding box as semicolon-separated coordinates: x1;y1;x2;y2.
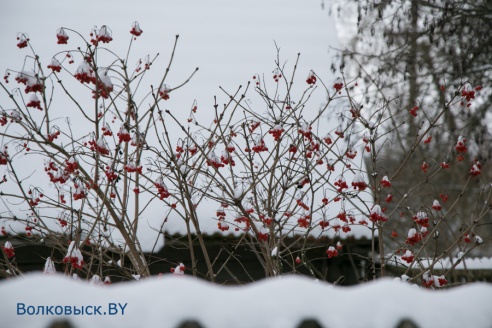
1;273;492;328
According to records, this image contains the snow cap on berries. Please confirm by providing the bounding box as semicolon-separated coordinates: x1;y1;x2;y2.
43;257;56;275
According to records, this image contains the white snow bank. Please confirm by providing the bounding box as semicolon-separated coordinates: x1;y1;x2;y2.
1;274;492;328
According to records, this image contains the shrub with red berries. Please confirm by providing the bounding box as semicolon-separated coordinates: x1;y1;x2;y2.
0;23;488;286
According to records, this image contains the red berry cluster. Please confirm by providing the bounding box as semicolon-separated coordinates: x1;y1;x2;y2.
337;210;347;223
455;136;467;154
234;216;250;231
90;25;113;46
3;71;10;84
216;208;226;218
124;162;143;174
26;94;42;110
252;139;268;153
259;215;272;226
175;145;184;159
334;178;348;192
45;161;66;184
461;87;476;107
117;127;131;143
421;161;429;172
326;246;338;259
272;68;282;82
170;263;186;274
413;211;429;228
88;138;110;155
369;205;387;223
352;180;367;191
216;206;229;230
0;147;9;165
334;125;344;138
63;256;84;269
345;147;357;159
206;152;225;169
188;145;198;156
296;199;309;211
92;79;113;99
405;228;422;246
159;84;171;100
252;74;261;86
319;219;329;229
333;77;343;92
16;34;29;49
469;162;481;176
74;62;95;84
249;121;261;133
47;129;61;142
220;151;235;166
28;189;42;207
56;28;69;44
323;134;333;145
401;250;414;264
58;217;68;227
258;231;269;241
1;243;15;258
101;125;113;137
217;221;229;231
268;125;284;141
297;213;311;228
104;165;118;182
409;106;419;117
154;178;170;200
422;274;448;288
298;124;313;141
47;59;62;73
130;22;143;37
73;183;87;200
306;70;316;85
432;200;442;211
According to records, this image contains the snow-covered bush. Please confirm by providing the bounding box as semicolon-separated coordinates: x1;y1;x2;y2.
0;23;489;287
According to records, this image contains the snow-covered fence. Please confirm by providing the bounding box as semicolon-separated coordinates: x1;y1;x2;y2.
2;274;492;328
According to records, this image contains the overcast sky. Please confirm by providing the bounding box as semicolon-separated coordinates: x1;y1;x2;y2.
0;0;339;111
0;0;356;251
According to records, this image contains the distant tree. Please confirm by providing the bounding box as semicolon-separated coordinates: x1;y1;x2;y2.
329;0;492;255
330;0;491;143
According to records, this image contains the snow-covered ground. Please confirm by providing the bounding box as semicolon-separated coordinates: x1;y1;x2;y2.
1;273;492;328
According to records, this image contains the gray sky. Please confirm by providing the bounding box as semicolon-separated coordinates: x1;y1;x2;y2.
0;0;338;113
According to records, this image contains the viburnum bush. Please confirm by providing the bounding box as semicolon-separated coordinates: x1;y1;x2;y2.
0;23;489;287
